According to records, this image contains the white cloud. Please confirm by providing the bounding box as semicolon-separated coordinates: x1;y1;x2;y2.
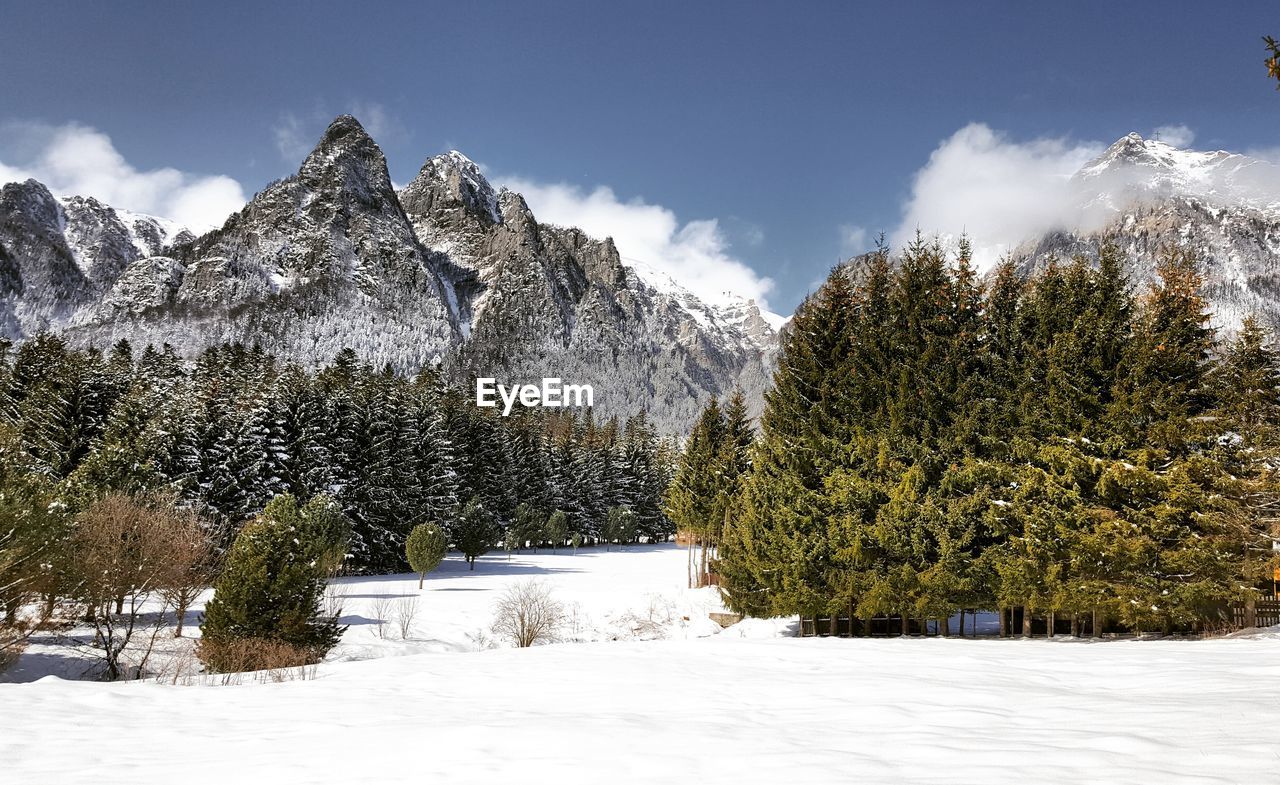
838;224;869;257
273;113;311;161
0;121;245;231
891;124;1105;269
890;123;1280;270
1246;146;1280;164
1152;124;1195;147
500;176;776;312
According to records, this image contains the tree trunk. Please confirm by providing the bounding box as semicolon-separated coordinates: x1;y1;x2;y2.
828;614;838;636
686;538;693;589
1022;605;1032;638
1092;607;1101;638
418;572;425;590
900;615;909;636
939;615;949;637
1046;611;1055;638
999;607;1008;638
700;540;709;588
1070;613;1080;638
468;557;475;571
174;602;188;637
115;594;125;615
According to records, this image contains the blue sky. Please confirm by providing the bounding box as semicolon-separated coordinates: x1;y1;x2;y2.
1;1;1278;313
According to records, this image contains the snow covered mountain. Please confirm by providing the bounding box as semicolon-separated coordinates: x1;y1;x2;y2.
1016;133;1280;330
0;116;778;433
398;144;777;429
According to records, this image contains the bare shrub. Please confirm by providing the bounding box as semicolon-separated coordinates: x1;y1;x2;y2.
563;600;587;642
195;637;318;680
465;628;494;651
490;579;564;648
323;582;347;620
156;505;220;637
0;637;26;673
72;493;200;679
370;596;393;640
395;597;418;639
614;595;675;640
150;645;201;686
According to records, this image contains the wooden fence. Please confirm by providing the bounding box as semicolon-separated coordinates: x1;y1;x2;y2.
1231;600;1280;629
800;600;1280;638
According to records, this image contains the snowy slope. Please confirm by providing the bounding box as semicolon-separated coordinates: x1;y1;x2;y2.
1075;132;1280;215
2;543;1278;784
1018;133;1280;332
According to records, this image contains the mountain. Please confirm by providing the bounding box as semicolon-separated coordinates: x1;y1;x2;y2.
0;116;778;433
0;180;190;336
1015;132;1280;330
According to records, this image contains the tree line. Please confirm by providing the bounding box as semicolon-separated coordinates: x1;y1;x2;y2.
0;337;677;671
690;238;1280;636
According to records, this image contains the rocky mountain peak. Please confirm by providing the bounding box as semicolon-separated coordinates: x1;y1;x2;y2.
1;179;62;227
1070;132;1280;217
296;115;397;204
496;188;535;228
315;113;373;152
401;149;501;227
1081;132;1215;179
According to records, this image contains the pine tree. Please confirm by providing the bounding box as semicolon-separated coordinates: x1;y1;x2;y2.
198;494;350;671
405;523;447;589
545;509;569;552
720;263;859;616
453;497;498;570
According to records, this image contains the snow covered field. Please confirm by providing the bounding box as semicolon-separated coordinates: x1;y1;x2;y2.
3;544;1279;784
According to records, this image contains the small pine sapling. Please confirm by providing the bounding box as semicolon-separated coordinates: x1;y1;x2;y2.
405;523;448;589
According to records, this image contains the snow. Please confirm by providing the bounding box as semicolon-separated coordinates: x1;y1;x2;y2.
434;150;501;224
627;258;787;342
1077;133;1280;217
3;544;1279;784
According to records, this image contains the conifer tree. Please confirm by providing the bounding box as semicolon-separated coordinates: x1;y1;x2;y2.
199;494;350;671
405;523;447;589
453;497;498;570
545;509;569;552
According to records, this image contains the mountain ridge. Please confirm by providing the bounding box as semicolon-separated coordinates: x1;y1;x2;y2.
1015;131;1280;331
0;115;778;434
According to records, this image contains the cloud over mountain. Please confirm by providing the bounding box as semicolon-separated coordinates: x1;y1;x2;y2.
0;121;246;231
499;176;776;312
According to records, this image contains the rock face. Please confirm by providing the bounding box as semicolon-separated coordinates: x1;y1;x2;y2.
0;115;779;434
1015;133;1280;332
0;180;191;337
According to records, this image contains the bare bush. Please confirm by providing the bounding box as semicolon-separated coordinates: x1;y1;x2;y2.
490;579;564;648
563;600;587;642
156;504;220;637
73;493;202;679
195;637;319;681
370;596;393;640
614;595;675;640
465;628;494;651
150;645;201;686
395;597;418;640
323;582;347;620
